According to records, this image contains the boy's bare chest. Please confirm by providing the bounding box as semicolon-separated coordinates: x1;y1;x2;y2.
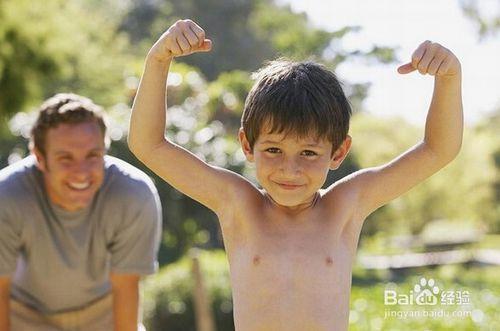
224;199;360;275
226;214;357;330
229;220;356;285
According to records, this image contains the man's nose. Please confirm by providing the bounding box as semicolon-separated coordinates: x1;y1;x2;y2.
73;161;91;177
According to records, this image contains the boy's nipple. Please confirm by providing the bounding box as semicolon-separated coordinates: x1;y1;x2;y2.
253;255;261;266
325;256;333;266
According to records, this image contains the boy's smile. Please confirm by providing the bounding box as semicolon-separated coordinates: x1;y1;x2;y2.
240;128;352;211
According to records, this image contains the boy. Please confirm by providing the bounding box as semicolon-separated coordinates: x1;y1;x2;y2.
129;20;462;331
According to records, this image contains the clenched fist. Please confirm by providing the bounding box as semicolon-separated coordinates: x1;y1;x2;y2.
398;41;461;77
148;19;212;62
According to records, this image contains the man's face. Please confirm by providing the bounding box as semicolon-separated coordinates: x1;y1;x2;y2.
34;121;106;211
240;127;351;209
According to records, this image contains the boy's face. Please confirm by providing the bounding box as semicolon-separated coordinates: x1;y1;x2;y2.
240;126;351;208
33;121;106;212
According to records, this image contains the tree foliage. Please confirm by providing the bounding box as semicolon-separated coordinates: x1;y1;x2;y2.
459;0;500;40
119;0;396;81
350;112;499;236
0;0;129;119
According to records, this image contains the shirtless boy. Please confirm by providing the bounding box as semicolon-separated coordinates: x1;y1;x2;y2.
129;19;462;331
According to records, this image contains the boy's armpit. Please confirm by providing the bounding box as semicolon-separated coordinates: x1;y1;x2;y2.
345;141;451;219
321;179;361;227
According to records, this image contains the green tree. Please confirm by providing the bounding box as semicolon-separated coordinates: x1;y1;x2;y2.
0;0;130;119
459;0;500;40
119;0;396;80
472;108;500;232
350;112;499;236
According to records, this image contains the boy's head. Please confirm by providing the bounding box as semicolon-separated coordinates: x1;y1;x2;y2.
241;59;352;154
239;59;353;207
30;93;109;211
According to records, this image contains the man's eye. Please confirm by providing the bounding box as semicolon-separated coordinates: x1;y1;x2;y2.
301;150;318;156
265;148;281;154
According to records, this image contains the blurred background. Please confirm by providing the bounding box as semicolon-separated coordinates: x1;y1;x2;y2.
1;0;498;330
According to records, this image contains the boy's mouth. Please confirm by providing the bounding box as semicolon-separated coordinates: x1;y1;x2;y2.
273;181;304;190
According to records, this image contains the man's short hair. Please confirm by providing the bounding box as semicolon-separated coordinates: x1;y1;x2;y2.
30;93;108;155
241;59;352;152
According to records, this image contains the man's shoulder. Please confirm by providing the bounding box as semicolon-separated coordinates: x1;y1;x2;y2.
0;156;38;203
0;156;36;181
0;157;39;225
102;155;159;200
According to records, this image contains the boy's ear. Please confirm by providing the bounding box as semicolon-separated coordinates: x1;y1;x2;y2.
329;135;352;170
238;128;255;162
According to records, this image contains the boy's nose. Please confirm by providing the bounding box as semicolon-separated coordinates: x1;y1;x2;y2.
279;158;302;177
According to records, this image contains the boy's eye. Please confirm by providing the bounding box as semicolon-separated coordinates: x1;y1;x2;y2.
301;150;318;156
265;147;281;154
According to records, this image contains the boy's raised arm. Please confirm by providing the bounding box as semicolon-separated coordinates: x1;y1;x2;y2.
129;20;250;214
348;40;463;219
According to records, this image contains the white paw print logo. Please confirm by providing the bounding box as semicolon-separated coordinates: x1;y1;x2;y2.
414;277;440;305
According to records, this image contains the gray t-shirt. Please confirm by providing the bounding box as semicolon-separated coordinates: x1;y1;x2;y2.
0;155;162;314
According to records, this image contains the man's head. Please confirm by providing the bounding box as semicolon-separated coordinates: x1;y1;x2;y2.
239;59;352;207
30;93;108;211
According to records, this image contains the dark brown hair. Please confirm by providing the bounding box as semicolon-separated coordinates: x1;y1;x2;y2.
30;93;107;155
241;59;352;152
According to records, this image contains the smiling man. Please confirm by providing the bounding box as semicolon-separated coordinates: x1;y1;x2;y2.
0;94;162;331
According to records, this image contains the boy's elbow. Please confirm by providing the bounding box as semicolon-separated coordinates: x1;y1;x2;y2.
446;134;463;162
424;140;462;168
127;135;148;161
440;142;462;166
128;136;169;164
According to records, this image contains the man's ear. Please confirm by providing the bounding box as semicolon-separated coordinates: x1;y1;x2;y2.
238;128;255;162
31;147;48;172
329;135;352;170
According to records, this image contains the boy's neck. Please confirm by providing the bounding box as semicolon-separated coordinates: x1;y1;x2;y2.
264;191;320;215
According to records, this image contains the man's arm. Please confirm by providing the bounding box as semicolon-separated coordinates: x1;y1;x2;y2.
346;41;463;219
110;273;140;331
129;19;254;215
0;276;10;331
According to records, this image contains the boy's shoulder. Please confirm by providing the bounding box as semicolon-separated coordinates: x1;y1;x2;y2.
321;172;365;220
323;173;360;201
220;176;264;216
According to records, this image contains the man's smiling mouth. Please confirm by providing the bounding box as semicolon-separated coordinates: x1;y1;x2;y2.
67;181;91;191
